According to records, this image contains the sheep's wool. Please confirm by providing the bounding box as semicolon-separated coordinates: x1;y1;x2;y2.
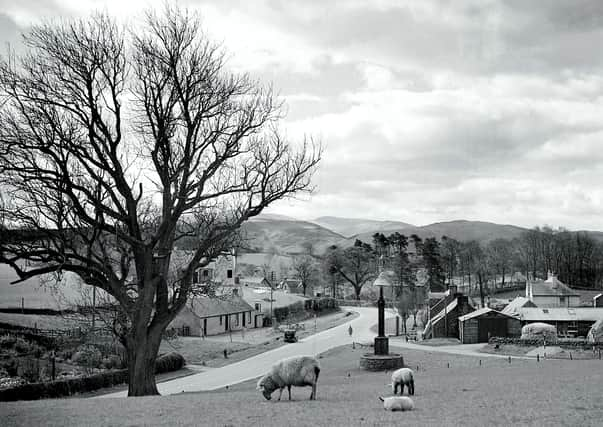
381;396;414;411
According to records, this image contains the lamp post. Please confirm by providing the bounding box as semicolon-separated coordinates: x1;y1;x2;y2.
372;270;395;356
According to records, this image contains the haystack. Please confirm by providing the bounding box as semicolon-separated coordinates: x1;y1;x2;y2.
521;322;557;340
587;319;603;344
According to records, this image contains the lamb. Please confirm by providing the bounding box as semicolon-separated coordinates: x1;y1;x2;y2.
256;355;321;401
390;367;414;396
379;396;415;411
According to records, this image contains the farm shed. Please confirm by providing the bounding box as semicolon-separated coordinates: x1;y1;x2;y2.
459;308;522;344
517;307;603;338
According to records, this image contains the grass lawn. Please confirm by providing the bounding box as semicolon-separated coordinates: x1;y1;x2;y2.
2;345;602;426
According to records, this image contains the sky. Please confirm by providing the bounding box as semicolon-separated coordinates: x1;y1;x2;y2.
2;0;603;230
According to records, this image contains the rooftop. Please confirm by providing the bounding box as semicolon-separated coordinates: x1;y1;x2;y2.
458;307;518;322
529;275;580;297
518;307;603;322
501;297;537;316
187;295;253;318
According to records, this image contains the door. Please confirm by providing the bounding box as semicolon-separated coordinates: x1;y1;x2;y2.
478;318;507;342
242;311;246;327
225;315;229;331
203;318;207;337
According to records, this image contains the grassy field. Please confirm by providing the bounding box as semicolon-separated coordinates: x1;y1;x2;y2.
2;345;602;426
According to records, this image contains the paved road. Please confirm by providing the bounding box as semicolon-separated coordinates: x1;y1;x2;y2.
100;306;396;398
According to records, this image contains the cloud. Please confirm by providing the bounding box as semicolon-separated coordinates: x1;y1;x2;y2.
2;1;603;230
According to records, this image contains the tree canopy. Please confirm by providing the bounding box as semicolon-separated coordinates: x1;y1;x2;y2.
0;6;320;396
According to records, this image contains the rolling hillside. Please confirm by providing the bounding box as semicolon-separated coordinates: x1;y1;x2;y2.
311;216;414;238
349;220;528;246
238;216;345;255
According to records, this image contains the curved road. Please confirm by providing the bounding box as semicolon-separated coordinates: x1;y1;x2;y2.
100;306;396;398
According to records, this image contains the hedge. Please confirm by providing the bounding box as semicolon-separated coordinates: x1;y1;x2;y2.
0;352;185;401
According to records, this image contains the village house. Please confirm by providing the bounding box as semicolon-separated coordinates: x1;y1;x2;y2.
525;272;581;308
168;295;264;336
239;276;273;289
279;278;305;294
423;288;474;339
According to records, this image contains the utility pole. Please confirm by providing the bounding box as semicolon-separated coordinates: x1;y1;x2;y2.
92;286;96;332
270;284;274;326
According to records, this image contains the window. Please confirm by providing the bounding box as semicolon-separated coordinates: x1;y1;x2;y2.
219;315;223;325
235;313;239;326
255;303;261;312
248;312;251;323
203;270;209;277
227;269;233;279
559;296;566;304
542;309;549;314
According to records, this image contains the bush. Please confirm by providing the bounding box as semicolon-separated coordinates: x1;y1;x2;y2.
71;345;102;369
0;351;184;401
273;306;289;322
155;352;185;374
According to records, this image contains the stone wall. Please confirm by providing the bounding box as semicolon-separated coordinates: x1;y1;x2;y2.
489;336;603;349
359;354;404;371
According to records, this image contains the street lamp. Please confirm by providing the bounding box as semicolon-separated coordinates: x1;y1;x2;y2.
371;270;396;355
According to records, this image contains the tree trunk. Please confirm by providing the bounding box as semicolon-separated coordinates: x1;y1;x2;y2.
126;328;163;396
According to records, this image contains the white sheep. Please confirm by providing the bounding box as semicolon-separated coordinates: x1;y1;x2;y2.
379;396;415;411
390;367;414;395
256;355;321;401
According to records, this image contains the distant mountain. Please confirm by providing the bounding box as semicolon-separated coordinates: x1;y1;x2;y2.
312;216;415;238
350;220;528;246
239;218;344;255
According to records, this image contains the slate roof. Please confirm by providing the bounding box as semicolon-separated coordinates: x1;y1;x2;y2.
529;276;579;297
501;297;537;316
187;296;254;318
240;276;272;286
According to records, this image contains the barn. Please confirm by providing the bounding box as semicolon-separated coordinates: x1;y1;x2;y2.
459;308;522;344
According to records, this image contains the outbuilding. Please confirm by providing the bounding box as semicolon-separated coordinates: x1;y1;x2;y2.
459;307;522;344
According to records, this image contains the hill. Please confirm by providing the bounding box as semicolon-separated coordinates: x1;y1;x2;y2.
239;217;344;255
312;216;414;237
350;220;528;246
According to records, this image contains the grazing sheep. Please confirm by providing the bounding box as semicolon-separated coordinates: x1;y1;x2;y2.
379;396;414;411
257;355;320;401
391;367;414;395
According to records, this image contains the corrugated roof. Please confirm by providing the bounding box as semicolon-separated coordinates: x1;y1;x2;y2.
458;307;518;322
187;296;253;318
518;307;603;322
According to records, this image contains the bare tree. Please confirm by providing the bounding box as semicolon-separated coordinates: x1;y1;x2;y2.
292;254;317;296
325;241;376;300
0;7;320;396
